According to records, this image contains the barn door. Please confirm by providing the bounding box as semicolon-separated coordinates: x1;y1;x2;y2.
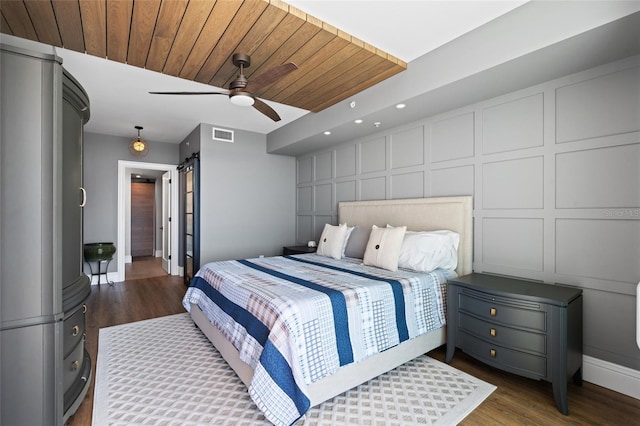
179;154;199;285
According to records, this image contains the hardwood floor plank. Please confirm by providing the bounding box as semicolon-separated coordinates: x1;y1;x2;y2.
66;274;640;425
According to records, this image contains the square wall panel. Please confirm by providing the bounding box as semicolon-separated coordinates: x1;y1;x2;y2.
336;180;356;204
297;215;313;243
390;126;424;169
360;176;386;201
315;151;333;181
297;186;312;211
556;66;640;143
556;218;640;283
431;165;474;197
482;93;543;154
336;144;356;178
391;171;424;199
360;137;386;174
297;157;313;184
556;144;640;209
314;183;332;212
430;112;474;162
483;156;543;209
483;218;544;271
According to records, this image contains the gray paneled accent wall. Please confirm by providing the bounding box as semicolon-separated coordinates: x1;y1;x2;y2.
295;55;640;370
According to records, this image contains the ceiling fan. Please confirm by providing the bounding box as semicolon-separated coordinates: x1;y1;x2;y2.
150;53;297;122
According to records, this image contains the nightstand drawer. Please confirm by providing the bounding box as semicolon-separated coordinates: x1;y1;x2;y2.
459;312;546;355
459;331;547;378
459;291;546;332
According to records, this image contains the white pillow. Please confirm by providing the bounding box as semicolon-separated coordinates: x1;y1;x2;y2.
341;225;354;258
396;229;460;272
316;223;349;260
363;225;406;271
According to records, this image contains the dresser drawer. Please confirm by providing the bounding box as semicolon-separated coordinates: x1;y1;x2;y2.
459;291;546;331
63;304;86;357
63;337;86;392
459;312;546;355
459;331;547;378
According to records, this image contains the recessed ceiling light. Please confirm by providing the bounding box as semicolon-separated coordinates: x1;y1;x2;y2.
374;122;381;128
396;103;406;109
354;119;363;124
324;131;331;135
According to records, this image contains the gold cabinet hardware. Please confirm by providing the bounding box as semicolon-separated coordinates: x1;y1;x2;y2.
490;307;497;316
72;325;80;337
490;349;496;358
72;360;80;371
490;328;497;337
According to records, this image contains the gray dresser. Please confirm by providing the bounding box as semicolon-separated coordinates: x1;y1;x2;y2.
1;40;91;425
446;273;583;415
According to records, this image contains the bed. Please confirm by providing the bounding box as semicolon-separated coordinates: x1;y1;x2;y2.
183;196;472;425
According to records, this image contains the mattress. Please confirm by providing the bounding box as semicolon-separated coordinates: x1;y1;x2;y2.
182;254;455;425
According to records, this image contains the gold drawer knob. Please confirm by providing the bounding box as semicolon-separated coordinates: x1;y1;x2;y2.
490;328;497;337
82;304;87;314
71;325;80;337
490;349;496;358
71;360;80;371
490;307;497;316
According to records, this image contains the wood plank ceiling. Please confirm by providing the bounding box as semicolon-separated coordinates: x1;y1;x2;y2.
0;0;407;113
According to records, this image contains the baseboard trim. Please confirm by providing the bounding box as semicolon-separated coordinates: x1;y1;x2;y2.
125;255;132;264
155;250;162;258
584;355;640;400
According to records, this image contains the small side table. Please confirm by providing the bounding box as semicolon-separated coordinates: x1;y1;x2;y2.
85;258;114;285
283;245;317;255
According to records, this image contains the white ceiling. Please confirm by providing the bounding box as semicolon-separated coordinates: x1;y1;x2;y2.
51;1;527;145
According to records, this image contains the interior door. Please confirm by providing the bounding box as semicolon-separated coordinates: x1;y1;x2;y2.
161;172;171;274
131;182;155;257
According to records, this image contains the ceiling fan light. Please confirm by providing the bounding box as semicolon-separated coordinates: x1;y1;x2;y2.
230;93;255;107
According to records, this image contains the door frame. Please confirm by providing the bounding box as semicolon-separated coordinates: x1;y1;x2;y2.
117;160;180;282
161;171;171;274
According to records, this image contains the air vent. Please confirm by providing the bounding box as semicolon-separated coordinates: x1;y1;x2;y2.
212;127;234;142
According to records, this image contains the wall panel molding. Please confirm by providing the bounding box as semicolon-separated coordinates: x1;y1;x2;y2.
295;54;640;373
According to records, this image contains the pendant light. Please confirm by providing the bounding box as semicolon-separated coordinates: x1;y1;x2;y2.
129;125;149;157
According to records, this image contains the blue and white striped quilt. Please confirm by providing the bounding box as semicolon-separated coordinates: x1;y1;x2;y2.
182;254;455;426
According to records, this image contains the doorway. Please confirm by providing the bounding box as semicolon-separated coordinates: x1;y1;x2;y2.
117;161;180;283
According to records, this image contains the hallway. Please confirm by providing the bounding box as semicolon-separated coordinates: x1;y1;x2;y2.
124;256;167;281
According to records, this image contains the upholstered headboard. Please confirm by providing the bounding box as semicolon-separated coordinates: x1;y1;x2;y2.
338;196;473;276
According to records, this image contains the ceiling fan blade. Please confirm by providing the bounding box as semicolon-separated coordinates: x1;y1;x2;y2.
149;91;228;95
245;63;298;93
252;98;281;122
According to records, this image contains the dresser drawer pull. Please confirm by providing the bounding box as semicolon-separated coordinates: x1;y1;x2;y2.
71;325;80;337
490;307;497;316
82;304;87;314
71;360;80;371
490;349;496;358
490;328;497;337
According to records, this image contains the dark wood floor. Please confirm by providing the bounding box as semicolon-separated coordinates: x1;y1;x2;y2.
67;274;640;425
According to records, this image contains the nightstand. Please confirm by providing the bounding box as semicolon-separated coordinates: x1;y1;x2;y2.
446;273;583;415
283;245;317;255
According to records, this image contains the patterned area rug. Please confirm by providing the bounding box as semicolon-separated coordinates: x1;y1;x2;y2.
93;313;495;425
